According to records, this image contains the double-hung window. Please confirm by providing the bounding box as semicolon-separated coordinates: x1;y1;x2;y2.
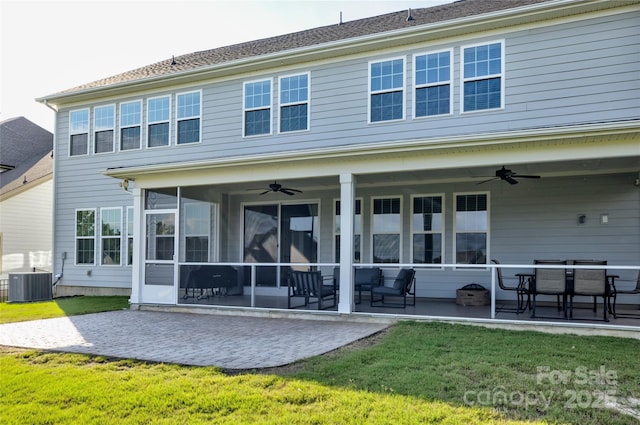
372;197;401;263
334;199;362;263
176;90;201;144
414;50;452;117
101;207;122;266
279;73;309;133
76;209;96;265
244;79;272;136
120;100;142;151
462;41;504;112
94;105;115;154
69;109;89;156
454;193;489;265
369;58;404;123
147;95;171;147
412;195;444;264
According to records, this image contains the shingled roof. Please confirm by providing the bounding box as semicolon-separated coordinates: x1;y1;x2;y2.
52;0;550;97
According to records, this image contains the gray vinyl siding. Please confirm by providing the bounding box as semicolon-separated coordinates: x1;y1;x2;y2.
51;9;639;291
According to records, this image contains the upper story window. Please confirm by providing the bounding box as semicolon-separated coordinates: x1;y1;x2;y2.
412;195;444;264
69;109;89;156
369;58;404;123
279;73;309;133
372;197;401;263
176;91;201;144
414;50;452;117
244;79;272;137
94;105;115;154
462;41;504;112
454;193;489;265
120;100;142;151
147;95;171;147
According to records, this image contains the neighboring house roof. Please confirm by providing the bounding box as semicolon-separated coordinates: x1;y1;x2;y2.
44;0;551;98
0;117;53;196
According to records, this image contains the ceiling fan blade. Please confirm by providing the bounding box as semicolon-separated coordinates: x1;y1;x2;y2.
505;177;519;184
477;177;498;185
279;189;296;196
281;187;302;193
513;175;540;179
259;190;270;195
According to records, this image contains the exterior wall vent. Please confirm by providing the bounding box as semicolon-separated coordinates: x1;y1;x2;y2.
8;273;53;302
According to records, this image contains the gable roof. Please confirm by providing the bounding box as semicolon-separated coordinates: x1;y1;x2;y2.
42;0;552;99
0;117;53;193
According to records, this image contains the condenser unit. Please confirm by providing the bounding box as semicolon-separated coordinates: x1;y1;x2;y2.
8;272;53;302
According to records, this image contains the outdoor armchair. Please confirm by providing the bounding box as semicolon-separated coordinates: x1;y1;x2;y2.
611;271;640;318
370;268;416;308
288;270;336;310
492;259;529;314
570;260;609;321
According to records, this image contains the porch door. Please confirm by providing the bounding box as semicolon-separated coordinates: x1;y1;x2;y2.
243;203;318;289
142;211;177;304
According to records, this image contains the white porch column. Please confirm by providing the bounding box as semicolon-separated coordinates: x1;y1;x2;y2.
338;173;355;313
129;187;143;304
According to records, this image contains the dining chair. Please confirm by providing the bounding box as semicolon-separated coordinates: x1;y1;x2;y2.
531;260;567;318
570;260;608;321
611;271;640;318
492;259;528;314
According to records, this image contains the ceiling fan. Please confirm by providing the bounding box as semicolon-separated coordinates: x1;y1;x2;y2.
250;181;303;196
477;166;541;185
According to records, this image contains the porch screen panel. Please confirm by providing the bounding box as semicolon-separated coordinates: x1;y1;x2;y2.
412;196;443;263
455;194;488;264
146;213;175;261
372;197;401;263
335;199;361;263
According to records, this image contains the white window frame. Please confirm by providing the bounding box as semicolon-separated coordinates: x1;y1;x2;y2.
100;207;123;266
410;194;445;266
368;56;406;124
370;196;402;264
453;191;490;268
243;78;273;137
93;104;115;154
119;100;142;151
278;72;310;134
333;198;363;263
75;208;96;266
126;206;134;266
180;201;213;263
176;90;202;145
147;95;171;148
460;40;505;113
69;108;89;157
413;49;453;118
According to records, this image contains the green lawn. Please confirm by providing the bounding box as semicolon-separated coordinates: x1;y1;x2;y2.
1;297;638;424
0;296;129;324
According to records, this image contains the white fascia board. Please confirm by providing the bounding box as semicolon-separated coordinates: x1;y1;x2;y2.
38;0;620;107
103;120;640;179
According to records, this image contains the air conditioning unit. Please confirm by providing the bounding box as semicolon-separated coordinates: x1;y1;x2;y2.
8;272;53;302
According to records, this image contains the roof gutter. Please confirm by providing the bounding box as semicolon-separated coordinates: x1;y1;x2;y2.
38;0;627;107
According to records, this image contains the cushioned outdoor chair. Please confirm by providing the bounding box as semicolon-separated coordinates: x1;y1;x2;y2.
611;271;640;318
370;268;416;308
354;267;382;304
492;259;529;314
570;260;609;321
531;260;567;318
288;270;336;310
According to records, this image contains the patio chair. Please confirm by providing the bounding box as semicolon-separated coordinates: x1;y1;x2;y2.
611;271;640;318
531;260;567;319
354;267;382;304
288;270;336;310
492;259;529;314
569;260;608;322
370;268;416;308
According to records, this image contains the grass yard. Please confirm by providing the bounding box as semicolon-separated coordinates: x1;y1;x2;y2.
1;297;638;424
0;296;129;324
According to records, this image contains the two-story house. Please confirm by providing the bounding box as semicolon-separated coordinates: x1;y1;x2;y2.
37;0;639;323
